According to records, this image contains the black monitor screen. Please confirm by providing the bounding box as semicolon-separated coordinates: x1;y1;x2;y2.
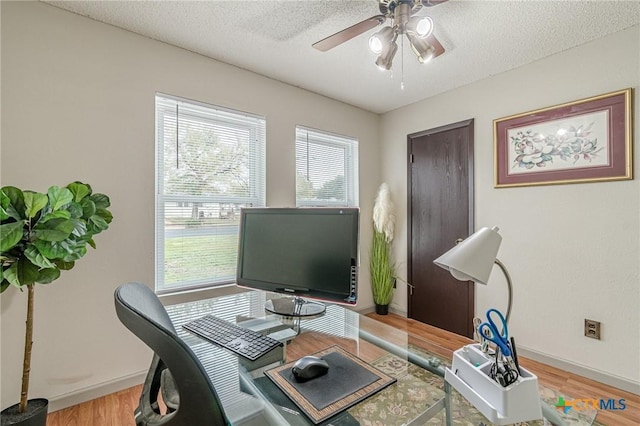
236;207;359;305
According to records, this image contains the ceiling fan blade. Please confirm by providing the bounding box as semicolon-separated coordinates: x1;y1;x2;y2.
313;15;386;52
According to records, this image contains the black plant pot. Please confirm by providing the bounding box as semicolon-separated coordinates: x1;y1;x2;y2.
0;399;48;426
375;304;389;315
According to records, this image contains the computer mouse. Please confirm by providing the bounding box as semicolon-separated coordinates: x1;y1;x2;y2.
291;355;330;381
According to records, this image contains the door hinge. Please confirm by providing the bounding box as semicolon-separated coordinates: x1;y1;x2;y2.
409;154;414;163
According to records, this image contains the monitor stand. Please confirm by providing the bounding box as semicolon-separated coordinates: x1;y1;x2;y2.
264;296;326;317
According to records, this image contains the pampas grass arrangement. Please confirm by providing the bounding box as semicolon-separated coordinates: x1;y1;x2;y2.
370;183;395;308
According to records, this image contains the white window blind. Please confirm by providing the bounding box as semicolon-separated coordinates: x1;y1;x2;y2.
156;94;265;294
295;126;359;207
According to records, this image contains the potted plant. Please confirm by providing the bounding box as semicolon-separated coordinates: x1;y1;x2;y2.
0;182;113;426
370;183;395;315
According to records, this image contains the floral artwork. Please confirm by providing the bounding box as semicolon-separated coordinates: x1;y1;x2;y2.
494;89;632;187
508;110;609;174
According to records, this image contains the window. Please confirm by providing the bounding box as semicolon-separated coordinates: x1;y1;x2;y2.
295;126;359;207
156;94;265;294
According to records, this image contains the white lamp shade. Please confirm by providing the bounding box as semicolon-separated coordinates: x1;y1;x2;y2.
433;226;502;284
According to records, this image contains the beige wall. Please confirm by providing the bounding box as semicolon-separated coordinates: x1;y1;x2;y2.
380;26;640;390
0;2;380;409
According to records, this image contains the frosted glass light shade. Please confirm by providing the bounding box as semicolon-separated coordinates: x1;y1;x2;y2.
433;226;502;284
408;16;434;38
369;26;394;54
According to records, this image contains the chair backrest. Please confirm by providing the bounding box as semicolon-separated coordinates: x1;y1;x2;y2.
115;282;228;426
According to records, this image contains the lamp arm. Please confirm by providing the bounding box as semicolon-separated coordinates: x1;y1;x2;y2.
494;258;512;324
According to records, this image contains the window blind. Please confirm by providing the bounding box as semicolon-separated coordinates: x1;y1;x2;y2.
295;126;359;207
156;94;265;294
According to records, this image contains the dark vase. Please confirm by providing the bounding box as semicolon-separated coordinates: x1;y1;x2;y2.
0;399;48;426
375;304;389;315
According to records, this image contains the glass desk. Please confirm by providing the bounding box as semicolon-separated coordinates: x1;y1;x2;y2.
165;291;596;426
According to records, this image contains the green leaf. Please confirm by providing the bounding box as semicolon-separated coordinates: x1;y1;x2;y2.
4;259;39;286
89;215;109;232
0;190;10;221
62;244;86;262
2;187;25;219
41;210;72;222
24;244;55;268
67;182;91;203
48;186;74;211
96;208;113;225
0;221;25;252
33;218;75;242
23;191;48;219
90;193;110;210
34;240;71;259
87;238;96;249
1;279;9;293
80;198;96;220
54;260;75;270
65;202;83;219
36;268;61;284
67;218;87;238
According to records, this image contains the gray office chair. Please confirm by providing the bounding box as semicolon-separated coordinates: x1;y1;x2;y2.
114;282;229;426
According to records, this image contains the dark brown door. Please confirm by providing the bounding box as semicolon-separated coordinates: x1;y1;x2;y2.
407;119;474;337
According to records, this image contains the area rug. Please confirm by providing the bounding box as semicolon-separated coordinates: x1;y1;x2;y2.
347;346;602;426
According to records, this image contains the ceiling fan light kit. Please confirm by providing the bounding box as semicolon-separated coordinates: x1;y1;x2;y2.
313;0;447;75
369;26;395;55
375;35;399;71
407;33;435;63
408;15;434;38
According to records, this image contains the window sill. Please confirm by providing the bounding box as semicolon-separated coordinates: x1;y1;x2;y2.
159;283;248;306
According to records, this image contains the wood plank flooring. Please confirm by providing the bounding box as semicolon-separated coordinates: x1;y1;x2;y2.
46;313;639;426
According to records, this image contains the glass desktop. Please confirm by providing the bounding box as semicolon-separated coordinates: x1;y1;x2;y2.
165;290;597;426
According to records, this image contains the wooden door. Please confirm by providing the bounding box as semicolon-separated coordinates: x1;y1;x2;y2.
407;119;474;337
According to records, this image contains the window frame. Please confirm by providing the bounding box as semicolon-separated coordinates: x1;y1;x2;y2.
295;126;359;207
155;93;266;295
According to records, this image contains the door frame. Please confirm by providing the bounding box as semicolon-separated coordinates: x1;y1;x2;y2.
406;119;475;333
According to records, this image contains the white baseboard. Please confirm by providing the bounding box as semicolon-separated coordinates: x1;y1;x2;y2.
48;370;147;412
517;346;640;396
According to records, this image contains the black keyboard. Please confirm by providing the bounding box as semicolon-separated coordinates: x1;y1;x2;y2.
183;315;283;361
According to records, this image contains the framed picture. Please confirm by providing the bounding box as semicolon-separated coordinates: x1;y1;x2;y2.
494;88;633;188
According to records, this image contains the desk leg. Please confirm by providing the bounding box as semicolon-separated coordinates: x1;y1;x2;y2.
444;381;452;426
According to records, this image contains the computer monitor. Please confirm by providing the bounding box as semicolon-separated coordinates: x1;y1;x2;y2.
236;207;359;316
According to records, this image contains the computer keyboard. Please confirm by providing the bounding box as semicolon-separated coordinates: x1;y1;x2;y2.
182;315;283;361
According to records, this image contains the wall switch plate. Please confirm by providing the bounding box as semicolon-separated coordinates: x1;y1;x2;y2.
584;319;601;339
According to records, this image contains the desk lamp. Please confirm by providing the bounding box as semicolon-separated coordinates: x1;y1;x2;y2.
433;226;513;323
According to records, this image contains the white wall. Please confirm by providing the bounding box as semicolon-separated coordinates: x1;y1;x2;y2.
380;26;640;389
0;2;380;409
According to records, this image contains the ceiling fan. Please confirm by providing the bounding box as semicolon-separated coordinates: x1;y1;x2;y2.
313;0;448;71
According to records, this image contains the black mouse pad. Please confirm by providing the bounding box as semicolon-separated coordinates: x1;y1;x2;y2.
265;346;397;424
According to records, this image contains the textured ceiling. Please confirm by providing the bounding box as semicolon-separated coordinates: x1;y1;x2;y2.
44;0;640;114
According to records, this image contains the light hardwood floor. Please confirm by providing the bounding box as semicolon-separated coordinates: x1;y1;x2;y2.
47;313;639;426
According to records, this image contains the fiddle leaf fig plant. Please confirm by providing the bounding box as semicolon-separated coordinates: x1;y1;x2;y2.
0;182;113;413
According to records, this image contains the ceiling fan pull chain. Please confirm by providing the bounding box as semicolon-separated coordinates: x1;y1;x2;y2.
401;35;405;90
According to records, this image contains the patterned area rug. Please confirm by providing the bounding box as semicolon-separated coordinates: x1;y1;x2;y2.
347;347;602;426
